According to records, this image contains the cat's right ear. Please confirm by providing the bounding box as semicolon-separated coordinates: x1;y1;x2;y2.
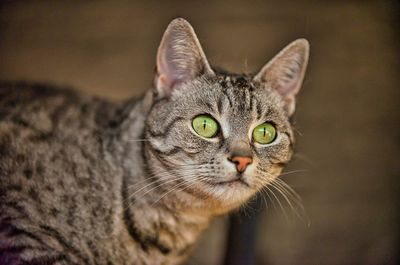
154;18;214;99
254;39;310;116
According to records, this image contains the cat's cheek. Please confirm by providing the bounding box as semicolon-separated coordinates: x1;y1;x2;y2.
254;141;292;165
269;164;284;178
257;163;284;188
241;163;257;185
220;158;238;174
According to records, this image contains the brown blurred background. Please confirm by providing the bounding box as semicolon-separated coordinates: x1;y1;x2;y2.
1;1;399;264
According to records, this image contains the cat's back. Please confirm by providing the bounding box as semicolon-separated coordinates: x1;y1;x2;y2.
0;81;119;196
0;83;126;264
0;82;122;146
0;82;101;135
0;82;106;180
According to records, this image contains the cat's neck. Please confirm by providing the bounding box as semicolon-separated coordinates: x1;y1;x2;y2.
121;193;210;257
107;95;212;257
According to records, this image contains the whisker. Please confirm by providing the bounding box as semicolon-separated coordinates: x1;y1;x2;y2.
151;176;210;205
125;163;206;191
122;165;207;209
128;170;204;198
258;169;310;226
123;174;203;210
274;178;310;226
259;188;271;211
254;178;274;211
279;169;308;177
270;182;299;218
292;153;315;166
264;185;289;222
137;173;204;200
274;179;303;203
126;167;200;191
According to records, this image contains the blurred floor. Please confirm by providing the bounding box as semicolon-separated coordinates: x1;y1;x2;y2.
0;1;399;264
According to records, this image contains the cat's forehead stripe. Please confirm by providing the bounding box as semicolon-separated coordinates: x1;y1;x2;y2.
216;85;255;117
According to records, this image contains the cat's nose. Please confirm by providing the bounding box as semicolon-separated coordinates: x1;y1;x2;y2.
228;156;253;173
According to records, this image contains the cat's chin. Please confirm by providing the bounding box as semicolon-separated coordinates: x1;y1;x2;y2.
214;176;250;187
198;179;258;213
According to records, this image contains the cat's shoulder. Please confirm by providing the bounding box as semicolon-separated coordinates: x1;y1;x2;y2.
0;81;114;119
0;81;115;145
0;81;89;107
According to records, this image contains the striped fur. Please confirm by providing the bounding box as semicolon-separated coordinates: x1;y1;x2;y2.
0;18;309;265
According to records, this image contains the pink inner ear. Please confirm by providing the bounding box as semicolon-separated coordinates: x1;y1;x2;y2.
277;68;301;97
264;52;305;101
157;48;175;87
255;39;309;105
156;74;169;92
155;32;200;95
154;19;215;98
155;46;184;96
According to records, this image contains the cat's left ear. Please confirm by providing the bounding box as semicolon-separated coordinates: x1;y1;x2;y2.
254;39;310;116
154;18;214;99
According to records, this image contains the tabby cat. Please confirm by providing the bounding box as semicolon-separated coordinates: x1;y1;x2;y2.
0;18;309;264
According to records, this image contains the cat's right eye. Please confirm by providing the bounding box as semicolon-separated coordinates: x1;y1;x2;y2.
192;115;219;138
252;122;277;144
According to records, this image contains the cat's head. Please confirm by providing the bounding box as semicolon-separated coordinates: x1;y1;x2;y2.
144;18;309;214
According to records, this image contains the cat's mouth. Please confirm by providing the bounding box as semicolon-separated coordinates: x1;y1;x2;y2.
214;176;249;187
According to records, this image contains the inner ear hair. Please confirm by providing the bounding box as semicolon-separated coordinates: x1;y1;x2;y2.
154;18;214;99
254;39;310;116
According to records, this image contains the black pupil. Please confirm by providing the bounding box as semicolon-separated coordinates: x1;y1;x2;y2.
263;127;266;137
202;120;207;130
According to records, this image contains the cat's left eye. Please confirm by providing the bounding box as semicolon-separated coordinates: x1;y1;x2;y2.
252;122;277;144
192;115;219;138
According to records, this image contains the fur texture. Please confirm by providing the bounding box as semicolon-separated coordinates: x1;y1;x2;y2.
0;18;309;264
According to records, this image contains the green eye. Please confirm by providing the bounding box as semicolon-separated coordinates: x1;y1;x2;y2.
192;115;219;138
252;122;277;144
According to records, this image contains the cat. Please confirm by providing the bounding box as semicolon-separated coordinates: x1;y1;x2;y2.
0;18;309;265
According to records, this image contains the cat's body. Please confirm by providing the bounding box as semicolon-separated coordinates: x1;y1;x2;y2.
0;82;206;264
0;19;309;265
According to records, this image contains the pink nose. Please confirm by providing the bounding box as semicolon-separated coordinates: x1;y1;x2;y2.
230;156;253;173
